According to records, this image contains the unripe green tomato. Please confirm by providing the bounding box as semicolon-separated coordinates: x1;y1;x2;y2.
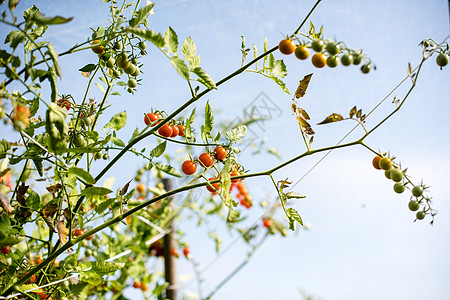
112;69;121;78
325;42;341;55
128;78;137;88
352;54;362;65
294;45;310;60
81;240;88;247
416;211;425;220
341;53;353;66
311;40;324;52
408;200;420;211
103;154;109;160
74;134;87;147
131;58;139;65
92;238;100;247
361;63;372;74
384;169;392;179
436;53;449;67
379;158;392;170
138;41;147;50
390;169;403;182
132;66;140;77
85;249;92;257
83;116;92;126
92;251;98;257
107;57;115;68
113;41;122;50
124;63;136;75
326;55;339;68
412;186;424;197
117;54;130;69
95;151;102;159
135;175;141;182
127;87;134;93
393;182;405;194
137;169;144;175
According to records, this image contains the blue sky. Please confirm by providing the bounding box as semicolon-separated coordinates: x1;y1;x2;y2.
1;0;450;299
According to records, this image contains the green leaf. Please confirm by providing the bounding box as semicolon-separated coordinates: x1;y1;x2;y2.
0;140;11;159
49;65;58;102
126;27;165;48
104;111;127;131
164;26;178;53
5;31;25;49
92;261;125;275
0;214;13;234
32;12;73;26
95;197;116;214
81;187;113;197
272;60;287;78
47;42;61;78
129;3;155;27
130;127;140;142
192;67;216;89
227;207;240;223
29;98;39;117
154;162;182;178
204;101;214;134
185;108;196;140
226;125;247;143
79;270;103;285
286;191;306;199
111;137;125;147
150;141;166;158
68;167;95;185
286;207;303;230
170;57;189;80
0;230;25;247
26;190;40;210
95;83;105;93
181;36;197;61
79;64;97;72
317;113;344;125
190;55;200;69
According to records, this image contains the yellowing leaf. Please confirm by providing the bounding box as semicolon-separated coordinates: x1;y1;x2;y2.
41;203;58;218
294;73;313;99
0;193;13;215
56;220;69;245
317;113;344;125
296;116;315;135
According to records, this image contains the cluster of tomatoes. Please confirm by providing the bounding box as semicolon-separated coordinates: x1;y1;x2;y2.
132;281;148;292
148;239;190;260
91;38;147;93
372;155;427;220
181;146;227;176
278;38;373;73
144;112;185;138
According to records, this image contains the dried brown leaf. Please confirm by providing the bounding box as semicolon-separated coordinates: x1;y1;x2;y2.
0;193;13;215
317;113;344;125
294;73;313;99
41;203;58;218
56;220;69;244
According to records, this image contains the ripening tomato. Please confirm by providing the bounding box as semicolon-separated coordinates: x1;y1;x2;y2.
206;177;220;193
158;124;173;137
278;39;296;55
262;218;273;228
73;229;84;237
1;246;10;254
311;53;327;68
144;113;161;126
170;125;179;137
177;125;185;136
183;247;190;258
198;153;214;168
311;39;324;52
136;183;145;194
182;160;197;175
294;45;310;60
214;146;227;161
57;97;71;110
372;156;382;170
379;157;392;170
91;40;104;55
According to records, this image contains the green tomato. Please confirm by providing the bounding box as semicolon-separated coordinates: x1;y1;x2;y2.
138;41;147;50
325;42;341;55
341;53;353;66
390;169;403;182
412;185;424;197
112;69;121;78
107;57;115;68
436;53;449;67
103;154;109;160
117;54;130;69
132;66;140;77
128;78;138;88
352;54;362;65
326;55;339;68
416;211;425;220
311;40;324;52
95;152;103;159
379;157;392;170
393;182;405;194
384;169;392;179
124;63;136;75
408;200;420;211
113;41;122;50
361;63;372;74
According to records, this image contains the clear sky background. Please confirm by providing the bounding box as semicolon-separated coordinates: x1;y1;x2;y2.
1;1;450;300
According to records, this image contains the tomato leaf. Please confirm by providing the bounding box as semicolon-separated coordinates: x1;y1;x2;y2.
81;187;113;197
349;106;357;118
286;191;306;199
170;57;189;80
296;116;315;135
47;42;61;78
31;12;73;26
95;197;116;214
185;108;196;140
111;137;125;147
104;111;127;131
78;64;96;72
226;125;247;143
294;73;313;99
128;3;155;27
204;101;214;135
0;140;11;159
286;207;303;230
154;163;183;178
79;270;103;285
126;27;165;48
272;60;287;78
0;230;24;247
150;142;166;158
56;219;69;245
41;203;58;218
164;26;178;53
181;36;197;61
226;207;240;223
92;261;125;275
95;83;105;93
68;167;95;185
317;113;344;125
192;67;216;89
0;193;13;215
